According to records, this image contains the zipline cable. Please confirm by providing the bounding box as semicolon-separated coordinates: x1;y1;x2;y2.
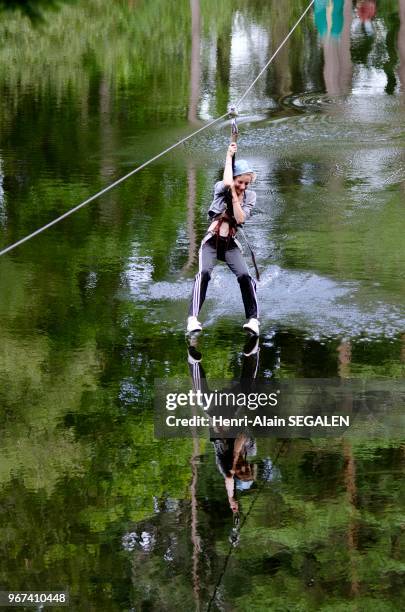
0;114;227;258
235;0;315;107
0;0;315;258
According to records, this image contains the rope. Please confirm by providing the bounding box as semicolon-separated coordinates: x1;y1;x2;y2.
206;440;289;612
0;114;227;257
0;0;315;258
235;0;315;107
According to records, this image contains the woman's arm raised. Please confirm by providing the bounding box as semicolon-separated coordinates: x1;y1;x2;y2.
223;142;237;187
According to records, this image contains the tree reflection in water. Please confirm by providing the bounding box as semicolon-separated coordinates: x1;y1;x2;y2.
0;0;74;22
0;0;404;609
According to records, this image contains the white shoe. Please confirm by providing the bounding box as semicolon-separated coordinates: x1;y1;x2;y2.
187;347;202;365
243;336;260;357
187;316;202;334
243;318;260;335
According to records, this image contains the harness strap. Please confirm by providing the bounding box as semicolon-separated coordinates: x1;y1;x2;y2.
212;106;260;278
214;209;237;259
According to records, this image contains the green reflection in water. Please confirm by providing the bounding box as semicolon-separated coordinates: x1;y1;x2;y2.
0;0;404;610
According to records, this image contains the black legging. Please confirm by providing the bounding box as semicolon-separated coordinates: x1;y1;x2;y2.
189;236;258;319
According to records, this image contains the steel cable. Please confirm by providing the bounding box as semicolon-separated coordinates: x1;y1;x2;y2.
0;0;315;258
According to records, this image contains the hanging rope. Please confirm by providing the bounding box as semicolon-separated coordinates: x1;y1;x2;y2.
0;0;315;258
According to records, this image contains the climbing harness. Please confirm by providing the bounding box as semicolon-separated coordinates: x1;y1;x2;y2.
0;0;315;258
212;210;238;262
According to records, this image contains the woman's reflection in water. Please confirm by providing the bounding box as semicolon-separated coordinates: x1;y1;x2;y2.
356;0;377;35
214;433;258;513
187;335;279;515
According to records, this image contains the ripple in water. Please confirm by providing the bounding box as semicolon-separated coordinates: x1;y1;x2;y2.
281;92;345;111
125;265;405;340
184;95;405;153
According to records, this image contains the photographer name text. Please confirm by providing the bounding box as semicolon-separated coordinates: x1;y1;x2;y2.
165;415;350;428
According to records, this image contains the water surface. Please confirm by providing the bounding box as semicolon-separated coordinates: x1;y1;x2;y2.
0;1;404;610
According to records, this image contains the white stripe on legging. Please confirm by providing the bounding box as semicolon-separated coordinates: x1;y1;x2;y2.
192;272;201;317
250;277;259;318
192;245;204;317
253;351;260;379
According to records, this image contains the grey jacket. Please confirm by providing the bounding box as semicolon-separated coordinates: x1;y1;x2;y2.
208;181;256;222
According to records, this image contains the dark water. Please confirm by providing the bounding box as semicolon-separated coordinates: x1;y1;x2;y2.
0;1;404;610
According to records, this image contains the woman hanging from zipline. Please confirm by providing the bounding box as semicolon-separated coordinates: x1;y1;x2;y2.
187;141;260;335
